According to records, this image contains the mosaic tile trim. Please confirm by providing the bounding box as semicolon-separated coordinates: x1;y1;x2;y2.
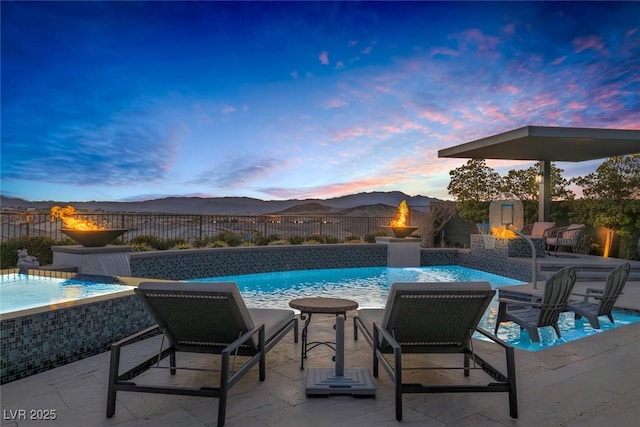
1;295;156;384
130;244;388;280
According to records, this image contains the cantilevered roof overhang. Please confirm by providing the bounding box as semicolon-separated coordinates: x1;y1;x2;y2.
438;126;640;221
438;126;640;162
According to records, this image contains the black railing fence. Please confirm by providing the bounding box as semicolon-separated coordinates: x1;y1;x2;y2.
1;212;407;244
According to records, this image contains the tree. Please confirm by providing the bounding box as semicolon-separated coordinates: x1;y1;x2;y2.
571;154;640;258
447;159;503;223
503;162;574;223
419;201;456;248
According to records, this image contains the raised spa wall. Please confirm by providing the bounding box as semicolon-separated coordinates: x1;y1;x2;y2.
2;242;536;384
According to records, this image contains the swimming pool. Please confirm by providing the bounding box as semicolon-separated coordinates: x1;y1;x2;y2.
0;273;135;314
188;265;640;352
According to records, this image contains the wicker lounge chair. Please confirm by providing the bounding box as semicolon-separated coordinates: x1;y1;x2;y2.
566;263;631;329
106;281;298;427
354;281;518;421
545;224;585;256
495;267;577;342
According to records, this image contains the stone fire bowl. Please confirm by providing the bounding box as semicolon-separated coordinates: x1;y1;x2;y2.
382;226;419;238
61;229;128;247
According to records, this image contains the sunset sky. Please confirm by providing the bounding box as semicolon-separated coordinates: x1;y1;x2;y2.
2;1;639;203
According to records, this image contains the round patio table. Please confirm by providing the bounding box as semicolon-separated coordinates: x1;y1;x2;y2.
288;297;358;370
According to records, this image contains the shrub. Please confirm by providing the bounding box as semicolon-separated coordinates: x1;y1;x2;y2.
170;242;193;250
344;235;361;242
213;231;243;247
288;235;304;245
206;240;228;248
0;236;58;269
130;235;163;249
306;233;340;244
130;242;153;252
364;231;388;243
268;239;290;245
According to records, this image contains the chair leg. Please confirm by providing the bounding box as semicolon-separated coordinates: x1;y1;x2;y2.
170;349;176;375
552;324;562;339
218;353;230;427
527;327;541;343
394;346;403;421
353;317;358;341
372;327;379;378
106;345;120;417
463;353;470;377
506;347;518;419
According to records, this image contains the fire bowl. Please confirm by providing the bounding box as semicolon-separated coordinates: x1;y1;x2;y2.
382;226;419;238
61;229;128;247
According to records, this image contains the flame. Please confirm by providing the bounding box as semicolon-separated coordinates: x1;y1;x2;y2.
491;225;517;239
390;200;409;227
50;205;104;230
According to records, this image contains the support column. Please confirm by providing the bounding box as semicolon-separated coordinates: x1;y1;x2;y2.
538;160;551;222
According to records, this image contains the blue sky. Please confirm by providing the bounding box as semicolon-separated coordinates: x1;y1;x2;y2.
2;1;639;203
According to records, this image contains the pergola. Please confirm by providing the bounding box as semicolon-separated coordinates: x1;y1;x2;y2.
438;126;640;221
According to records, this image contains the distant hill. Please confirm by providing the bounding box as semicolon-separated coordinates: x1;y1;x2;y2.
0;191;440;215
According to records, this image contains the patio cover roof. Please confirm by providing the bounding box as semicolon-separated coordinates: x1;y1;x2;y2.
438;126;640;221
438;126;640;162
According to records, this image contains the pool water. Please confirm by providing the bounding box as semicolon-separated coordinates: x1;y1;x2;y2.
0;273;135;314
189;265;640;352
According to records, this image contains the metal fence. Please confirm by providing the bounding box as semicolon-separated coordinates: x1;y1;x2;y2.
0;211;398;244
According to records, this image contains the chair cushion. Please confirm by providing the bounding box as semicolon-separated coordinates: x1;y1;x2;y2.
530;222;556;237
249;308;295;343
356;308;384;338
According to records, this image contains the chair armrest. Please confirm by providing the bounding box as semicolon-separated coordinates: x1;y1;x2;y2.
543;226;567;238
498;297;541;307
223;324;265;354
474;326;512;349
111;325;162;350
373;322;401;351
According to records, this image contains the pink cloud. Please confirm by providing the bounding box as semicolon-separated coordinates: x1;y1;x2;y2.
551;56;566;65
331;126;368;142
221;105;236;114
429;46;459;57
573;35;608;55
419;109;451;126
264;176;403;200
457;28;500;52
361;41;376;55
319;51;329;65
502;23;515;35
568;101;587;110
324;97;348;109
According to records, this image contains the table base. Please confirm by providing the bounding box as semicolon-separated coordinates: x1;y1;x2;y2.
305;367;376;396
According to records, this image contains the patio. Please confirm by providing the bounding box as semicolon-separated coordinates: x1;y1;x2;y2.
2;256;640;426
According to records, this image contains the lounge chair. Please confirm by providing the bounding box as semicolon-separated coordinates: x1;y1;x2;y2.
545;224;585;256
566;263;631;329
494;267;577;342
106;281;298;427
354;281;517;421
525;221;556;238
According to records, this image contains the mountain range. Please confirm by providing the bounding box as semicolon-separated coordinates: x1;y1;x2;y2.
0;191;440;215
